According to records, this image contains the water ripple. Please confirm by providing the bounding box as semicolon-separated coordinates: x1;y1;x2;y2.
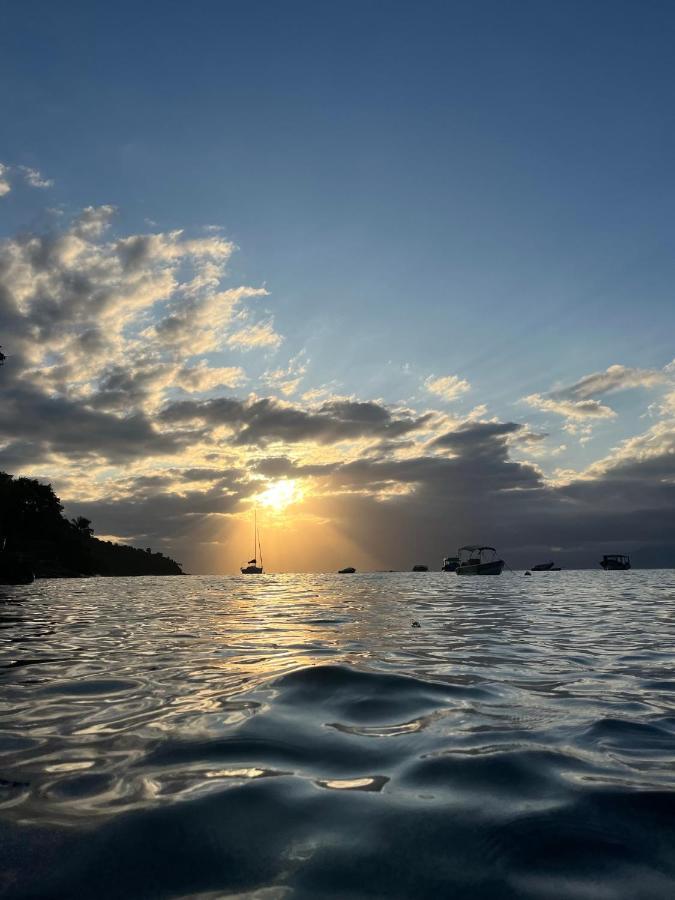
1;571;675;898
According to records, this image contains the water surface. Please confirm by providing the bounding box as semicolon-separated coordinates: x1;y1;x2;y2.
1;571;675;899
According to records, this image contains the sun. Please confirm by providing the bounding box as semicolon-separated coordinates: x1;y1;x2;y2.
256;479;303;511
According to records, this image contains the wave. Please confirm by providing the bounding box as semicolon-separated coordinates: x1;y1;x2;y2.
2;572;675;898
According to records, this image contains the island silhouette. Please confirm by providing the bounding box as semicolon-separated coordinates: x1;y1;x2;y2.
0;471;183;581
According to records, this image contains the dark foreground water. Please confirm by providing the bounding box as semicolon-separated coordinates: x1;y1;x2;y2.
1;572;675;899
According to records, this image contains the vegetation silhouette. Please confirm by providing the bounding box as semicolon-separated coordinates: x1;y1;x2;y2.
0;471;183;579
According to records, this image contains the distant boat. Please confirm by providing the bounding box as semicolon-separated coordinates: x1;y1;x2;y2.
240;509;263;574
412;564;428;572
338;566;356;574
456;545;504;576
600;554;631;571
531;561;561;571
442;556;459;572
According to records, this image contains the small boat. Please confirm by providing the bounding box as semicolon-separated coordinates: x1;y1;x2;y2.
0;556;35;585
442;556;459;572
338;566;356;574
456;545;504;576
412;564;428;572
600;554;631;571
531;561;561;571
241;510;263;574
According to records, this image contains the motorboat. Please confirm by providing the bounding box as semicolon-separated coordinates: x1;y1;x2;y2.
456;545;504;576
241;509;263;574
338;566;356;574
531;561;561;571
412;564;428;572
442;556;459;572
600;554;631;570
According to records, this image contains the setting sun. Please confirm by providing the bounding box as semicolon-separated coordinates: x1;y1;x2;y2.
256;479;303;511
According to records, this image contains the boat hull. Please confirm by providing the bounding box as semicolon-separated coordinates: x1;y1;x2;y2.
0;558;35;585
457;560;504;576
0;569;35;585
240;566;263;575
600;561;631;570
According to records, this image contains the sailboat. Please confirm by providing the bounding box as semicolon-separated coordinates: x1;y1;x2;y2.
241;509;263;574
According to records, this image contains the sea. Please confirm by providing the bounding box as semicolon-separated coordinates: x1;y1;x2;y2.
1;571;675;900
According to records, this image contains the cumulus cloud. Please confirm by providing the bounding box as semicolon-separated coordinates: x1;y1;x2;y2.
0;206;272;391
424;374;470;402
18;165;54;189
0;163;10;197
0;161;54;196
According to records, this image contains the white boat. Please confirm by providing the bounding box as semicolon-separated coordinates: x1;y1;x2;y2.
241;509;263;574
456;545;504;575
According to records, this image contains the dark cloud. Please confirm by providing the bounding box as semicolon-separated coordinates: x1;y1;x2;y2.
63;477;252;558
0;379;194;465
432;421;522;452
159;396;431;446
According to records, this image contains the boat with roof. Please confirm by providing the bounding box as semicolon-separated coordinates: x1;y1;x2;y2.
600;554;630;570
456;545;504;576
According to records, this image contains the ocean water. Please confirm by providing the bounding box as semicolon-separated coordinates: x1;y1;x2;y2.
1;571;675;900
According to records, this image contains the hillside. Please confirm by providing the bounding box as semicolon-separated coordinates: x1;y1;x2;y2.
0;471;183;578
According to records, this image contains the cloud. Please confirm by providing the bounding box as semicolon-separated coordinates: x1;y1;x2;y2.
0;380;194;467
523;362;673;424
226;318;283;351
3;187;674;571
424;374;470;402
262;352;308;396
0;163;10;197
551;364;668;401
523;394;617;420
159;395;431;446
432;420;523;451
0;161;54;196
18;165;54;189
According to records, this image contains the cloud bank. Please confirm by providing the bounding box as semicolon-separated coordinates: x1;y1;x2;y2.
2;192;674;571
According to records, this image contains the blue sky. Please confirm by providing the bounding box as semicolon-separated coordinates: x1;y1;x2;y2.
2;1;675;569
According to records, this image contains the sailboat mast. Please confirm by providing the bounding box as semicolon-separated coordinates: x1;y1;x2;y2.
253;508;257;561
258;521;263;569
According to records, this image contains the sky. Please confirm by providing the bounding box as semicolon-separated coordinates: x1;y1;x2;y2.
1;0;675;571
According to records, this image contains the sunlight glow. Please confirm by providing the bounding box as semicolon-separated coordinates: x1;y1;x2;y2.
256;479;304;511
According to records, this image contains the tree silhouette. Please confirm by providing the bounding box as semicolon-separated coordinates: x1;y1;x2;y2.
71;516;94;537
0;470;183;576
